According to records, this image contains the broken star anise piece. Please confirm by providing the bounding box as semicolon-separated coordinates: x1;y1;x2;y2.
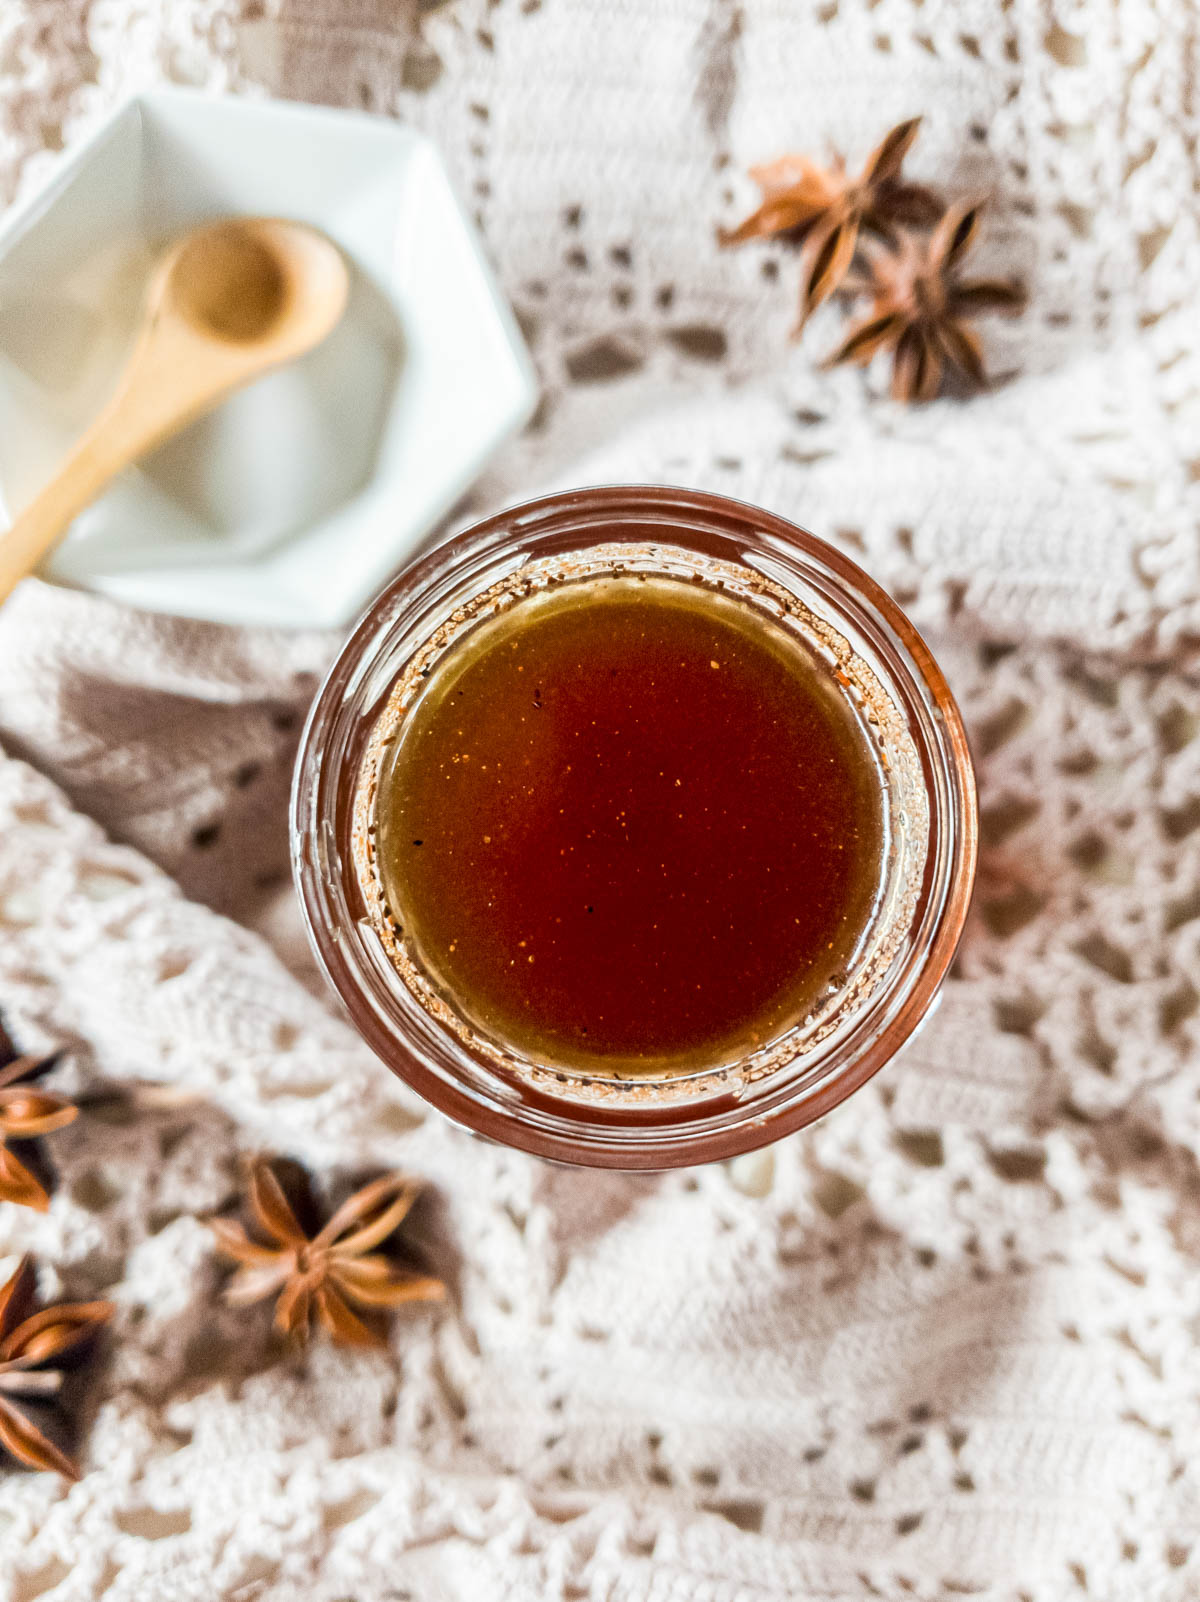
0;1049;78;1212
719;117;941;329
0;1255;113;1479
211;1158;445;1349
826;201;1025;402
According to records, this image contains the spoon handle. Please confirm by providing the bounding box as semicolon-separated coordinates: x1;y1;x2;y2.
0;330;256;605
0;431;127;606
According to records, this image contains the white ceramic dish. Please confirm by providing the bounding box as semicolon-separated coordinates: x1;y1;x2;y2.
0;89;537;628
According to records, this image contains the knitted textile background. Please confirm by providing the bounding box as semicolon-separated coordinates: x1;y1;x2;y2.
0;3;1198;1598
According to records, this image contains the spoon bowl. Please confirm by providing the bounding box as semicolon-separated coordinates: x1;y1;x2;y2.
161;217;348;351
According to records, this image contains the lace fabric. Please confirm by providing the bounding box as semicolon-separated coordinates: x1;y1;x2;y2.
0;2;1198;1598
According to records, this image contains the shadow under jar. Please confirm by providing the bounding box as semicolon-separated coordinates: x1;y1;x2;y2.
292;487;976;1169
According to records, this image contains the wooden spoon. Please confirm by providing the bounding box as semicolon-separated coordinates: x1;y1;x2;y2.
0;216;350;603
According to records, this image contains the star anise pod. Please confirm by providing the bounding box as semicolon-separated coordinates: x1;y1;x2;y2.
0;1255;113;1479
826;201;1025;402
0;1049;77;1212
212;1158;445;1349
719;117;941;328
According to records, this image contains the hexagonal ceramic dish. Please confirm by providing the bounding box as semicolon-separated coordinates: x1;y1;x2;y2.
0;89;537;627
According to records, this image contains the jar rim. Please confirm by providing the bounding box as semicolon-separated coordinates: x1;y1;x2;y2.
291;486;977;1169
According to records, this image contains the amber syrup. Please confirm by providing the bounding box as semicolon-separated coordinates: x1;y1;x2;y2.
372;576;885;1076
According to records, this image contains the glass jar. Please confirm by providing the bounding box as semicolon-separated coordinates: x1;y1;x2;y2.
291;487;976;1169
